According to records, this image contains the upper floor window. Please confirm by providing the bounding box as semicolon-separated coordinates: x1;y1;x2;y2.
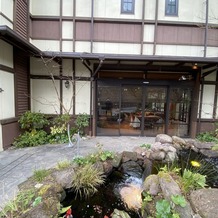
165;0;178;16
121;0;135;14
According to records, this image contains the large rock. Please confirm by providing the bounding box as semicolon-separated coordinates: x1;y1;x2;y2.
150;151;166;161
199;149;218;158
52;166;75;189
121;160;143;178
122;151;138;162
190;188;218;218
158;172;194;218
155;134;173;144
143;174;160;196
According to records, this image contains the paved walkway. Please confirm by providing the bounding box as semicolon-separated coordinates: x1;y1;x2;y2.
0;136;155;210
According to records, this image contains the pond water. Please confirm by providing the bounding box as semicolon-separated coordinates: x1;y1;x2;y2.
62;170;140;218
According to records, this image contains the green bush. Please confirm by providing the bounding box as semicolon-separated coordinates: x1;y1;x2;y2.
75;113;89;134
196;131;218;143
13;130;48;148
19;111;49;131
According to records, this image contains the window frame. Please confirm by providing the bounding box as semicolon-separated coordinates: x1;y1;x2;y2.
165;0;178;16
121;0;135;14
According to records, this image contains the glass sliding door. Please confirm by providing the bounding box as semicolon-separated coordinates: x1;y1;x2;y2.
168;88;192;137
143;87;167;136
120;85;142;136
97;85;120;136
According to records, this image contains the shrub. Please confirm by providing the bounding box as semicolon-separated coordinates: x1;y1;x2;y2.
13;130;48;148
196;131;218;143
71;164;105;199
74;113;89;135
19;111;49;131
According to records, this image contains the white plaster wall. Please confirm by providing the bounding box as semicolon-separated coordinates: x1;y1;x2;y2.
206;47;218;58
208;0;218;25
0;40;13;68
143;25;155;42
94;0;143;19
62;59;73;77
62;0;74;16
93;42;141;55
158;0;205;23
143;44;155;55
30;57;60;76
0;15;13;28
31;40;60;52
31;79;60;114
1;0;13;21
62;21;74;39
75;41;91;53
144;0;156;20
30;0;60;16
0;70;15;120
75;60;90;77
62;41;73;52
156;45;204;57
76;0;91;17
75;81;90;115
62;80;73;114
201;85;216;119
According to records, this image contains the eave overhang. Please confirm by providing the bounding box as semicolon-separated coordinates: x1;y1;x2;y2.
0;25;41;55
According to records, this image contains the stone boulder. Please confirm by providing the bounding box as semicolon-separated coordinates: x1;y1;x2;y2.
190;188;218;218
143;174;160;196
155;134;173;144
121;160;143;178
122;151;138;162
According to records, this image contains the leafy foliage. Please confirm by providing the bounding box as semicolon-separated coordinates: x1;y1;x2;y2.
171;195;186;207
71;163;105;199
18;111;49;131
181;169;207;193
0;189;35;217
74;113;89;134
56;160;71;170
13;130;48;148
196;131;218;143
140;143;151;149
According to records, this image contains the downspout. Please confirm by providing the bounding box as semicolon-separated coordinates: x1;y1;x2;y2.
153;0;159;55
90;0;94;53
204;0;209;57
140;0;145;55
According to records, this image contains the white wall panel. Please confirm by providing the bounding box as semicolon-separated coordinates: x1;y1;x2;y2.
62;0;74;16
1;0;13;21
30;57;60;76
31;40;60;52
93;42;140;54
208;1;218;25
31;79;60;114
144;0;156;20
143;25;155;42
201;85;215;119
158;0;205;23
62;80;73;114
0;70;15;120
142;44;154;55
94;0;142;19
0;40;13;68
0;124;2;151
75;60;90;77
75;81;90;115
75;41;91;53
156;45;204;57
206;47;218;58
62;21;73;39
0;15;13;28
62;59;73;77
204;71;217;81
76;0;91;17
62;41;73;52
30;0;60;16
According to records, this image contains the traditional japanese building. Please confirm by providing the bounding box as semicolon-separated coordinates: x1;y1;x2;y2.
0;0;218;150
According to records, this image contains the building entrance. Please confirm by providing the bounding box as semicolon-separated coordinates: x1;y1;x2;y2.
96;82;191;137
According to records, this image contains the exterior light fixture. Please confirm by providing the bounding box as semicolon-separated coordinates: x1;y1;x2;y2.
65;80;70;88
192;63;198;70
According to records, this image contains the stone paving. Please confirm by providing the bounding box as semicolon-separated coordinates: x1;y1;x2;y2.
0;136;155;210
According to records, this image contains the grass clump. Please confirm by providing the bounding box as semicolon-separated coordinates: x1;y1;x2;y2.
0;189;35;217
71;163;105;199
33;169;49;182
56;160;71;170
